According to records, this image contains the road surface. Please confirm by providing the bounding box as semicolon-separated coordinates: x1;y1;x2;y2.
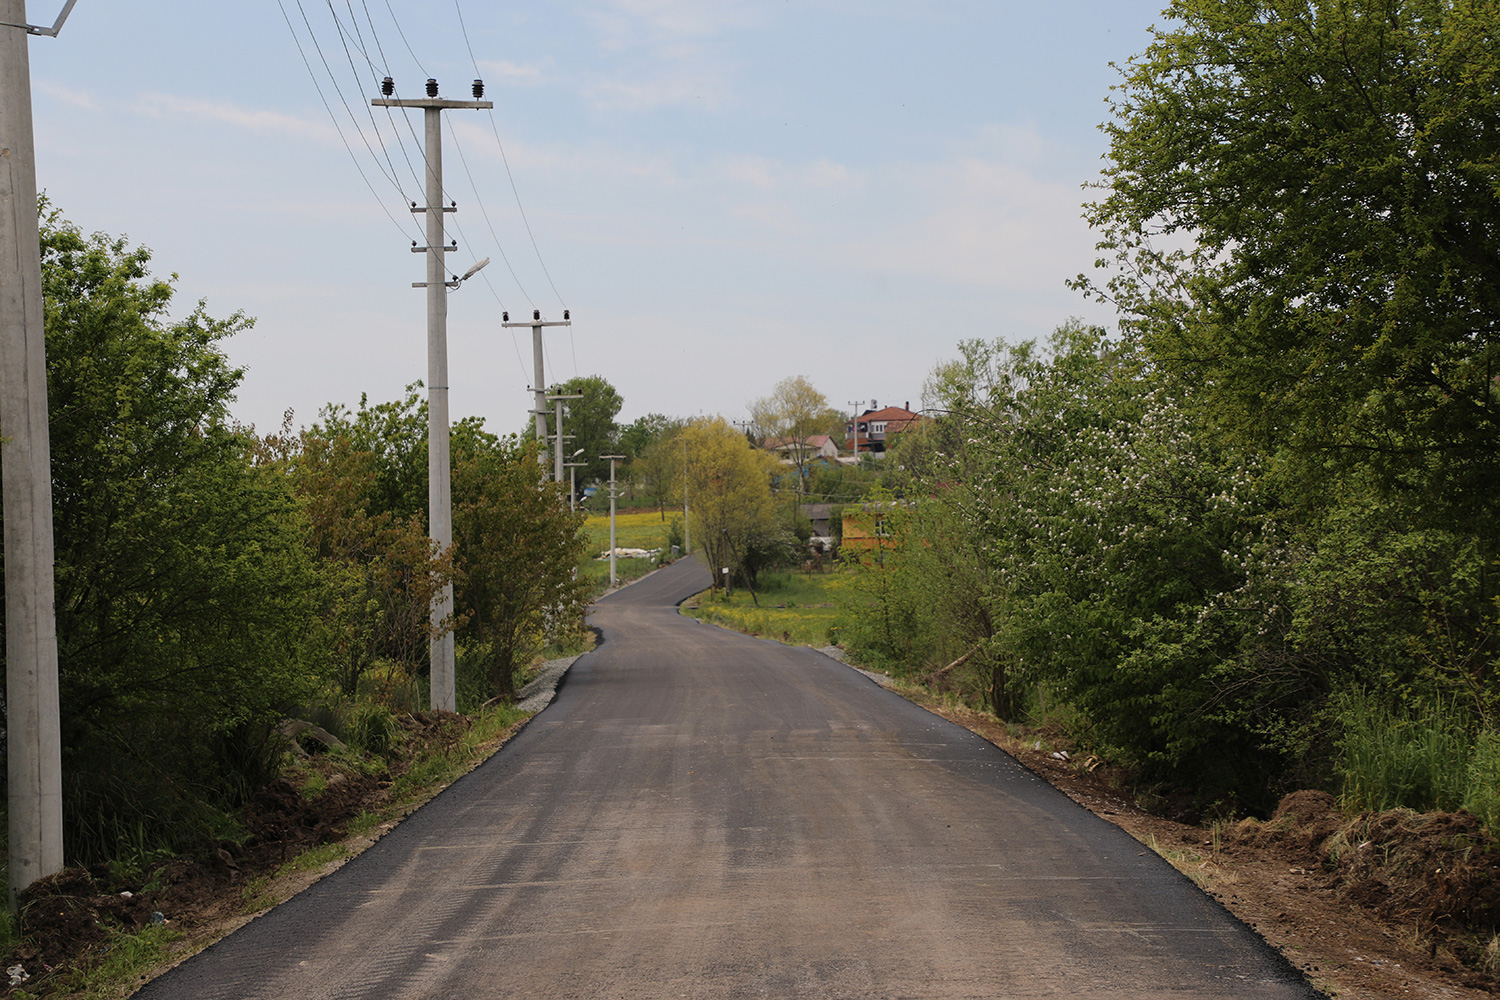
137;557;1320;999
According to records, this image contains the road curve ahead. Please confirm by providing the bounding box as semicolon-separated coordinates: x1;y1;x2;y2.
138;557;1320;999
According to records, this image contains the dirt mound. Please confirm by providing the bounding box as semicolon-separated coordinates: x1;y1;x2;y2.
1272;789;1339;825
1230;790;1344;861
1223;795;1500;987
1330;809;1500;948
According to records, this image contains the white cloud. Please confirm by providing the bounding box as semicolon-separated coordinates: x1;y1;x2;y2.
586;72;728;112
478;59;545;86
847;155;1093;291
717;155;862;193
728;200;810;236
577;0;760;111
35;82;97;110
585;0;760;46
135;93;337;146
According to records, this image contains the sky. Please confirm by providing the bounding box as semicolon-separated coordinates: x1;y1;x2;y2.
23;0;1172;436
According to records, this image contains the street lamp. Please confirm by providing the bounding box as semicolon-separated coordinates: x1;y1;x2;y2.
458;256;489;283
564;447;586;512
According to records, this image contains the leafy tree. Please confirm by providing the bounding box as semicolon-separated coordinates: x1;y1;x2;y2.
314;385;430;526
627;418;687;518
1080;0;1500;545
682;417;784;592
1074;0;1500;797
618;412;680;460
749;375;845;495
845;324;1334;808
550;374;623;488
451;423;588;702
6;206;319;859
264;396;454;705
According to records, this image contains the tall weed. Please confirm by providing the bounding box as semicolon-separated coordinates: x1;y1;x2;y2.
1465;732;1500;833
1338;689;1472;815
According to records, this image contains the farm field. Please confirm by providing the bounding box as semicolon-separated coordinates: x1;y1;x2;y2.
578;509;679;591
680;569;847;647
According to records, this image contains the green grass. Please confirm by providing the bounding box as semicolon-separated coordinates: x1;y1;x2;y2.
579;510;676;593
282;842;349;874
387;703;530;808
681;570;849;647
48;923;181;998
346;810;384;837
582;509;677;554
1335;689;1500;834
1338;690;1470;814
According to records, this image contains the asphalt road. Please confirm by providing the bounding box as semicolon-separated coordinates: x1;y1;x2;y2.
137;557;1321;999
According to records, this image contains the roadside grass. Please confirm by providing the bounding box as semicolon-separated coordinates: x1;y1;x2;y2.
385;703;531;810
681;569;847;647
41;924;181;999
1141;832;1235;891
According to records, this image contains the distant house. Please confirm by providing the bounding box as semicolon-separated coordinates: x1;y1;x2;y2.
839;503;896;555
762;434;840;464
799;503;833;537
844;402;929;458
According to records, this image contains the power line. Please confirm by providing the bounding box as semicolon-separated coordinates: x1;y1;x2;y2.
348;1;430;198
293;0;565;390
291;0;409;200
453;0;479;74
449;124;534;308
454;0;568;310
474;269;532;385
481;113;567;306
326;1;412;203
383;0;428;76
276;0;421;242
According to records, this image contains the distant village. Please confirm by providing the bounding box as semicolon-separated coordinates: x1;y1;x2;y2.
759;401;929;466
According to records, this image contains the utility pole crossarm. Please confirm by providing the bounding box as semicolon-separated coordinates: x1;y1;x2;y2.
372;98;493;111
546;390;584;484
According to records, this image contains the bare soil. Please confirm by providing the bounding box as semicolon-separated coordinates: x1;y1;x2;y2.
922;699;1500;1000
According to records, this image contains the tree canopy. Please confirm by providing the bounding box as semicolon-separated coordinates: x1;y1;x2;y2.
682;417;785;591
551;374;622;487
6;206;320;859
748;376;845;493
1081;0;1500;535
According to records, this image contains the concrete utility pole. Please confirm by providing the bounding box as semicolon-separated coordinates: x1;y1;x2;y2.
501;309;571;467
546;387;582;485
1;0;73;904
564;450;585;513
847;400;864;461
681;435;690;555
602;455;625;586
373;77;491;714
